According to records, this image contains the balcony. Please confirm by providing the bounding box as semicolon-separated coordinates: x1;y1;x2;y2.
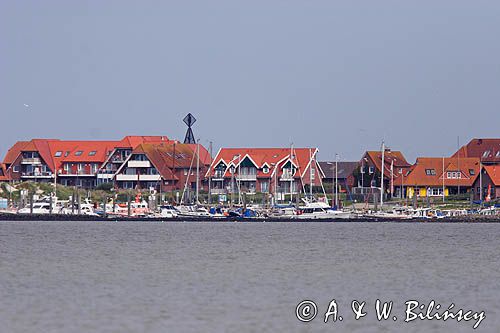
58;170;96;176
21;158;41;165
237;174;257;181
127;160;151;168
210;188;227;195
280;174;294;181
116;174;161;181
97;173;114;179
21;172;53;178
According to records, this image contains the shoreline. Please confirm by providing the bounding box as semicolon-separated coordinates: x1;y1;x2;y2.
1;213;500;223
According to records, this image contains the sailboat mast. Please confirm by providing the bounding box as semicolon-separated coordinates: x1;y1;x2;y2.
309;148;313;198
290;143;293;203
335;153;338;208
196;142;200;205
380;141;385;208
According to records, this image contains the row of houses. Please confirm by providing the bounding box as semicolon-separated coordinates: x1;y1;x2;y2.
1;136;499;201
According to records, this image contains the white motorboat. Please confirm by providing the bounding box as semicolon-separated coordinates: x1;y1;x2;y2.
60;199;98;216
175;205;211;217
295;201;351;219
18;202;53;214
159;205;179;218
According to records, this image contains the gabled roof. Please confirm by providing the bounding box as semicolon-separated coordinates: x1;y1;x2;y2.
48;141;118;170
130;143;210;181
483;165;500;186
364;150;411;172
2;141;29;165
318;161;358;179
453;138;500;163
2;136;179;174
207;147;319;179
402;157;480;187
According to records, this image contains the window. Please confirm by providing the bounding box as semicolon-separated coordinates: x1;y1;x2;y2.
89;151;96;156
482;150;491;158
496;151;500;158
77;164;83;171
430;188;444;196
91;164;98;173
263;166;269;174
65;151;70;157
369;166;374;174
261;181;269;193
13;165;20;172
447;171;461;179
184;169;188;176
54;151;62;157
360;166;365;174
425;169;436;176
469;169;475;175
75;151;83;156
64;164;69;172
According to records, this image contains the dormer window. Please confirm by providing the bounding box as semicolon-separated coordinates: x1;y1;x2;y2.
263;166;269;174
469;169;475;175
496;151;500;158
482;150;491;158
75;151;83;156
446;171;462;179
369;166;374;174
89;151;97;156
65;151;70;157
425;169;436;176
54;151;62;157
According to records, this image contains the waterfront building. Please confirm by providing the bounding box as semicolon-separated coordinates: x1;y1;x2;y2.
318;161;357;193
353;149;412;199
206;147;323;200
113;142;211;193
471;165;499;201
398;157;480;198
1;136;172;189
97;136;174;185
453;138;500;165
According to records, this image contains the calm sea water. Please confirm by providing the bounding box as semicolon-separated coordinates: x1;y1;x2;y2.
1;221;499;333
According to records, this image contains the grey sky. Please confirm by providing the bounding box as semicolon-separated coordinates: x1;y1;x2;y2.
1;0;499;163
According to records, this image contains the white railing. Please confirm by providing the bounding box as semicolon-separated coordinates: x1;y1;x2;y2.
21;158;41;165
127;160;151;168
237;174;257;180
210;189;227;194
116;174;161;181
21;172;53;178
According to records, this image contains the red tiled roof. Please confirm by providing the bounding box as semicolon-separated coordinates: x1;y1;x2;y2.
364;150;411;172
117;136;173;148
402;157;480;187
131;143;210;180
48;141;119;172
2;136;178;174
208;147;319;179
453;138;500;163
484;165;500;186
2;141;29;165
